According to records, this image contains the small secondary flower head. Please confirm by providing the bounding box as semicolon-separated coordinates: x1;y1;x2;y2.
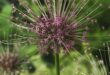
0;41;30;74
0;50;19;72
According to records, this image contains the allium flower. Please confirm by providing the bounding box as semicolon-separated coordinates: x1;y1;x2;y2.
12;0;102;54
0;50;20;74
0;41;31;75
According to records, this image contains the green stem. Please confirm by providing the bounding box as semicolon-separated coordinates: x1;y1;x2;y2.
55;53;60;75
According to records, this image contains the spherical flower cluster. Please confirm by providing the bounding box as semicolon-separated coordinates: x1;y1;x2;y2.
12;0;101;54
32;16;79;53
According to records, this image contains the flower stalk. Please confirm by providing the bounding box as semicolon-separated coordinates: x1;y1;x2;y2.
55;53;60;75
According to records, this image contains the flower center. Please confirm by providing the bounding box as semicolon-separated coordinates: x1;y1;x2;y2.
36;16;64;40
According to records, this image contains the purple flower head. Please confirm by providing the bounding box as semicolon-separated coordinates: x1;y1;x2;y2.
13;0;102;54
33;16;77;53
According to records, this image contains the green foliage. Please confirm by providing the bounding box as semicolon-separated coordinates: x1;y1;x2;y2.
0;4;12;38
